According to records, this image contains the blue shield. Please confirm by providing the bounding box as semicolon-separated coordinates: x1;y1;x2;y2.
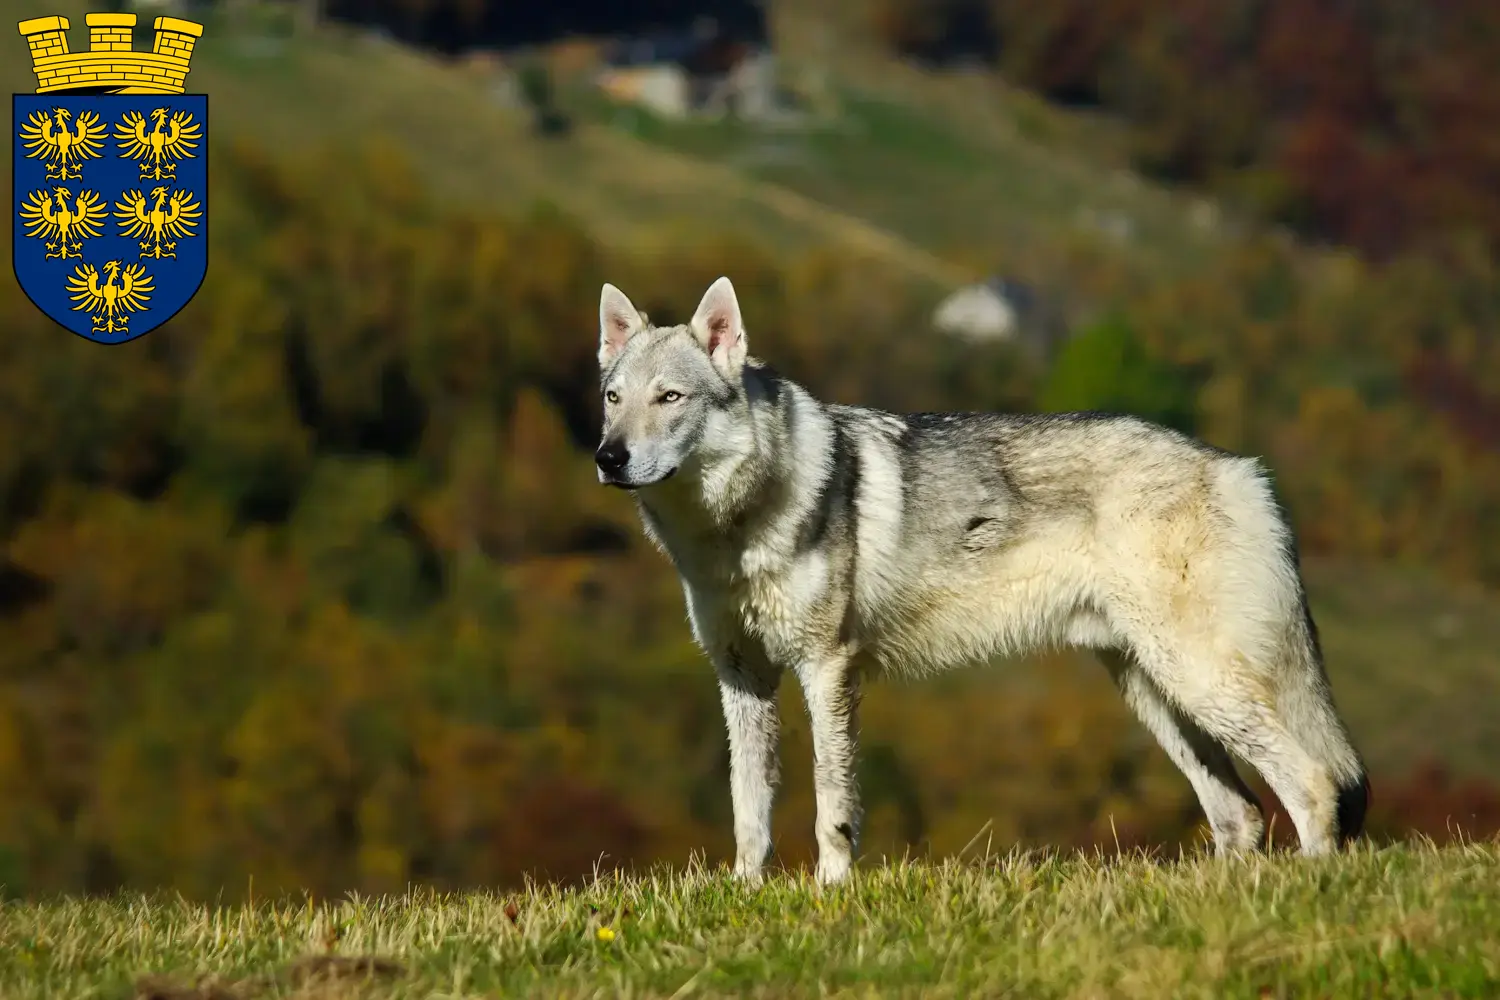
13;94;208;344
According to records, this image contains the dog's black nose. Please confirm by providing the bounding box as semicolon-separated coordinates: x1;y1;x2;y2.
595;440;629;474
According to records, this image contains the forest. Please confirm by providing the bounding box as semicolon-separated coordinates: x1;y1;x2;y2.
1;0;1499;899
874;0;1500;262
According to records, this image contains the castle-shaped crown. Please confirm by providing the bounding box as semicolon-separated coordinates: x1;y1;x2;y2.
18;12;202;95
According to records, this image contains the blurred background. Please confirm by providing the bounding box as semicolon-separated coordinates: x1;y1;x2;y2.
3;0;1499;901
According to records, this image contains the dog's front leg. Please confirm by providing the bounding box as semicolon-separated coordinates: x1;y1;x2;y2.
796;653;861;886
716;646;782;884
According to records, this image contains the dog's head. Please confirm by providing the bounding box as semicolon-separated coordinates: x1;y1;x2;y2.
593;276;750;490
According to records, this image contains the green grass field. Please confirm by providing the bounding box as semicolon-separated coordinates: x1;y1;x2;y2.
7;842;1499;999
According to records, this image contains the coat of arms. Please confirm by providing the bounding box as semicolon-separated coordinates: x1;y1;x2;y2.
13;12;206;344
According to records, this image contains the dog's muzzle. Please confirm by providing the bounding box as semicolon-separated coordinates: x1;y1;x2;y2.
595;440;676;489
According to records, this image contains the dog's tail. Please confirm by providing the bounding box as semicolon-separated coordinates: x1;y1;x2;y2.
1278;597;1370;844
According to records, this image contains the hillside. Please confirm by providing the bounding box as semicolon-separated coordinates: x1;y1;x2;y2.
3;0;1239;296
4;0;1500;901
5;0;1497;786
572;0;1236;278
4;0;957;292
7;843;1500;998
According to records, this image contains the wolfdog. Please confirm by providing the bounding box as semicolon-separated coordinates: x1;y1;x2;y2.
593;276;1369;885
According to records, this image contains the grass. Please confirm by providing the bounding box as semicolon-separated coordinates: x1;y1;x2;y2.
5;842;1499;998
564;76;1223;283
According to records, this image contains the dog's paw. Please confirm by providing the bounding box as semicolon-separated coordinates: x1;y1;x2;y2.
731;861;765;887
814;854;852;887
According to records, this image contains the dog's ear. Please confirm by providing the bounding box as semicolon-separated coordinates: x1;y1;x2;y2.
689;276;747;377
599;283;647;367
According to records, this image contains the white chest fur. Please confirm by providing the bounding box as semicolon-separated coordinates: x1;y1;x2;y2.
732;542;830;661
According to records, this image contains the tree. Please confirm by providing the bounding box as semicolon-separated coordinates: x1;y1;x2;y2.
1039;313;1200;434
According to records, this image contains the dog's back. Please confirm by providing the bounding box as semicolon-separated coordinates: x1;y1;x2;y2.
825;408;1286;673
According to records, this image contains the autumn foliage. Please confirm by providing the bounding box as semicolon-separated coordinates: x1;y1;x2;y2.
0;127;1498;900
873;0;1500;259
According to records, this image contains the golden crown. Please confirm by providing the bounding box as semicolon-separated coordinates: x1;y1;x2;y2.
18;12;203;95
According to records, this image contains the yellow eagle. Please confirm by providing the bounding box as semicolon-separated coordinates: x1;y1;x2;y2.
19;107;107;181
19;186;108;260
66;260;154;336
115;185;203;260
115;107;201;182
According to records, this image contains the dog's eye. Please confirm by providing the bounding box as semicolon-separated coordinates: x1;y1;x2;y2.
660;391;682;403
605;390;619;404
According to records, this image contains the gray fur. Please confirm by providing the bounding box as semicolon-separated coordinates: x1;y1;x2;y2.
595;277;1369;884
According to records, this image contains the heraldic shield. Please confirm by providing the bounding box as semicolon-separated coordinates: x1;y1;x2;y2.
13;14;207;345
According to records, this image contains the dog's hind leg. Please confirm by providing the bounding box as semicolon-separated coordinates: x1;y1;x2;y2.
1125;638;1346;857
1098;648;1265;854
1113;578;1364;853
1153;456;1368;853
